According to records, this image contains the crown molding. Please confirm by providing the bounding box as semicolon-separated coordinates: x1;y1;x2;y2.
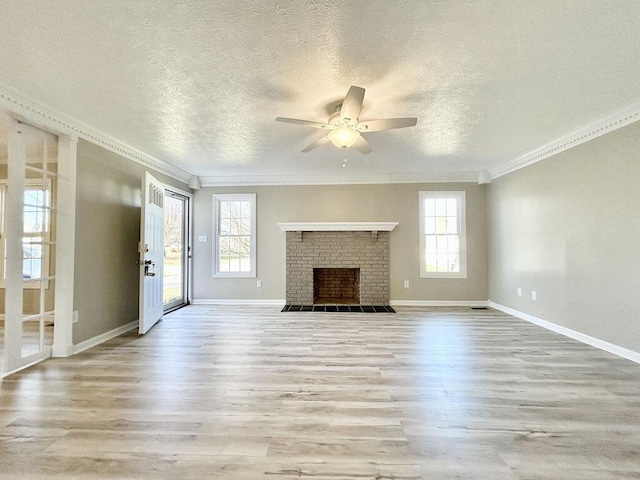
0;77;191;184
200;171;479;187
491;99;640;179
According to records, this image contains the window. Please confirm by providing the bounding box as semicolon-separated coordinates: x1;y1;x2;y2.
419;191;467;278
0;180;52;287
213;193;256;277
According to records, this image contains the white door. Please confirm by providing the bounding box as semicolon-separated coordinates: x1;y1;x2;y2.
139;171;164;334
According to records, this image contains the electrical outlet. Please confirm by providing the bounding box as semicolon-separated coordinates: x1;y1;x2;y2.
257;280;262;288
531;291;537;300
72;310;79;324
517;288;522;297
403;280;410;288
198;235;208;242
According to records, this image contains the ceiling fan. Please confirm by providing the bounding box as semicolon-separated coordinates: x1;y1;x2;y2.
276;85;417;154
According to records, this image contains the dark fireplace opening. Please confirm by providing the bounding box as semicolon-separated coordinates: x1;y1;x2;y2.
313;268;360;304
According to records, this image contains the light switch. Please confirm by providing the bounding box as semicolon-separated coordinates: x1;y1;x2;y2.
198;235;208;242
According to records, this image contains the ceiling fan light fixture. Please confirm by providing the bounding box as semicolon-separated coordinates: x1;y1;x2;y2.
328;126;360;149
276;85;417;154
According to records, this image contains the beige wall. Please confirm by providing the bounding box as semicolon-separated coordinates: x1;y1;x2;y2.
488;121;640;353
73;140;189;344
193;183;488;302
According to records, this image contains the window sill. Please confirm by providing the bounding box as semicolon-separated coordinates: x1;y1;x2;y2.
213;272;256;279
0;281;50;290
420;273;468;279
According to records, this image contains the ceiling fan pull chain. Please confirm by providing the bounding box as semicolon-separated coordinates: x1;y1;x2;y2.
342;147;348;167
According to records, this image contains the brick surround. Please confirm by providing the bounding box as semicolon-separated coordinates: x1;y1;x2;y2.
285;231;390;305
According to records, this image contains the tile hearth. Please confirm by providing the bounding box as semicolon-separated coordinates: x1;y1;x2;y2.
281;304;396;313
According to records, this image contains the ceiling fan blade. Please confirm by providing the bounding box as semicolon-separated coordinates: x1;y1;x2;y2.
352;136;372;154
358;117;418;132
275;117;329;129
301;135;331;152
340;86;365;123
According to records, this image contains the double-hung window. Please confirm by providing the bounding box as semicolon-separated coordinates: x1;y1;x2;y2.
419;191;467;278
213;193;256;277
0;180;52;287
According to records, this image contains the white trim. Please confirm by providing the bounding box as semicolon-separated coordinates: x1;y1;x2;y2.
491;99;640;179
200;172;479;187
390;300;488;307
419;191;467;279
277;222;398;232
72;320;138;355
0;77;191;183
191;299;488;308
489;302;640;365
163;186;194;309
53;135;77;357
191;299;285;306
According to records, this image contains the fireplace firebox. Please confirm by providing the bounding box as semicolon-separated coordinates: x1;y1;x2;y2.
313;268;360;304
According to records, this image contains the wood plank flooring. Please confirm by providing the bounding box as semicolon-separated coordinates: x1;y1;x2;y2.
1;306;639;479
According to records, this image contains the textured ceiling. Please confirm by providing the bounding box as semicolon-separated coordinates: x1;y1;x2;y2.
1;1;640;179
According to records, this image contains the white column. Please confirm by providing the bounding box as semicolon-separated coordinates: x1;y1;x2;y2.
52;134;78;357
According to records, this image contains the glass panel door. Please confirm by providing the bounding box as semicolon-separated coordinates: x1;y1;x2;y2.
163;190;188;311
3;118;57;375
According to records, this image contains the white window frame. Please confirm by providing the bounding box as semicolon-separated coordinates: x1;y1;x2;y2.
419;191;467;279
0;179;52;289
213;193;256;278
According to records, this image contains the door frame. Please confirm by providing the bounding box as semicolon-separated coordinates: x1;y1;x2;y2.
163;186;193;312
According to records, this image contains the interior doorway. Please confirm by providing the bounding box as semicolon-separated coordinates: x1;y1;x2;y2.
163;189;191;312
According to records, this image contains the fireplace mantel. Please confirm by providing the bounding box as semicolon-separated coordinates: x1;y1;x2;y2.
277;222;398;232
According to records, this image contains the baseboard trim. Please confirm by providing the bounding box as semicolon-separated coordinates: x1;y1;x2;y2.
390;300;489;307
192;299;489;308
489;301;640;364
191;298;488;307
73;320;138;355
191;299;286;306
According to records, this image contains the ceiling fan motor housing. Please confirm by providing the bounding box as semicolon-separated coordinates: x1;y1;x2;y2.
328;111;357;129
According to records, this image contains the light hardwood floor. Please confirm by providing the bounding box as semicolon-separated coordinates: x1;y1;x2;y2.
1;306;639;479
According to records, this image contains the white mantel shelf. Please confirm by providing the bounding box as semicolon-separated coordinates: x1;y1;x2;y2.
277;222;398;232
